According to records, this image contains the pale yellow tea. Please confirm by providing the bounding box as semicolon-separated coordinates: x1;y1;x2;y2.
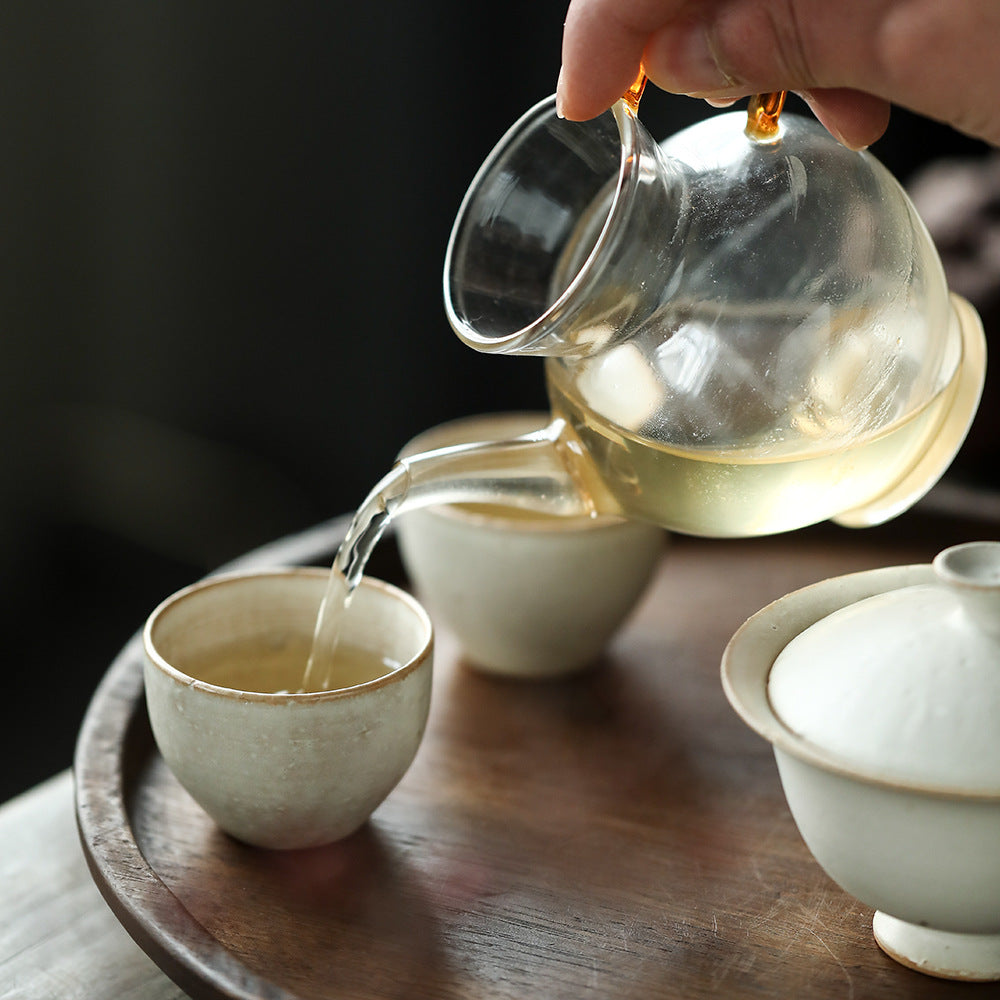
185;632;399;694
547;361;961;537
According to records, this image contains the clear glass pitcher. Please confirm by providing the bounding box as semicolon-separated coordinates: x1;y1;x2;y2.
425;92;986;538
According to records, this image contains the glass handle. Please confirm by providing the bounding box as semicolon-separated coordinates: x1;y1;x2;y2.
746;91;787;140
622;68;648;114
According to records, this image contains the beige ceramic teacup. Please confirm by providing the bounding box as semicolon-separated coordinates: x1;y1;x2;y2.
396;412;666;679
143;568;433;849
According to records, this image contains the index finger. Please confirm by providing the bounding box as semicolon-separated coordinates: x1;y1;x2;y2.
559;0;690;119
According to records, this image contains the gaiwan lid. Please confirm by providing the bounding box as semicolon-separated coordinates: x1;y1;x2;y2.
768;542;1000;792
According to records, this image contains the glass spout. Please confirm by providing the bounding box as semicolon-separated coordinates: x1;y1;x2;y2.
393;418;597;521
334;418;600;593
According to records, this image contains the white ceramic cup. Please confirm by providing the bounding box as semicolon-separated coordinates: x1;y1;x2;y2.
396;412;666;679
143;568;433;849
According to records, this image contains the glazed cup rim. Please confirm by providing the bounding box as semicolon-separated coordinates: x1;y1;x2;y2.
143;567;433;704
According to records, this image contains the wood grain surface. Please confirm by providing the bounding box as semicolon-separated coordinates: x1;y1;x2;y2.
73;506;1000;999
0;772;186;999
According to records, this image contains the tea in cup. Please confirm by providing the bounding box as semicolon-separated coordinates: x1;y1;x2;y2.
142;568;433;849
396;413;666;679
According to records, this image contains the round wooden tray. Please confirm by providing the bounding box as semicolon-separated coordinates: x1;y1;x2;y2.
74;513;986;999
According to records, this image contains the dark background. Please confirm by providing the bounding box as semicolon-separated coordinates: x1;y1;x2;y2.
1;2;992;802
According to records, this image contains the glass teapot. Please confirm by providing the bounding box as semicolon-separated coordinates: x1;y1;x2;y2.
400;90;986;540
430;87;987;538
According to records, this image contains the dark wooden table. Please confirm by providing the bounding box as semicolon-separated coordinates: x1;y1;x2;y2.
7;485;1000;998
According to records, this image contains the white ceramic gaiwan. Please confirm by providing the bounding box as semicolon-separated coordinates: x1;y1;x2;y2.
722;541;1000;981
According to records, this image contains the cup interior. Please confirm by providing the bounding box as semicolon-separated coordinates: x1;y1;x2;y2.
145;569;432;698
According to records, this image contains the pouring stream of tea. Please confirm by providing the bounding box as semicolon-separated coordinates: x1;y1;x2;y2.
302;421;595;690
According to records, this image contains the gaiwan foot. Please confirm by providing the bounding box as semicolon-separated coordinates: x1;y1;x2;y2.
873;912;1000;982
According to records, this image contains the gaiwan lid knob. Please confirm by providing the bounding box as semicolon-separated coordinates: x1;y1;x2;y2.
768;541;1000;792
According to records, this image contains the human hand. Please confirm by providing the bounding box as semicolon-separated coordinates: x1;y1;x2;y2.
558;0;1000;149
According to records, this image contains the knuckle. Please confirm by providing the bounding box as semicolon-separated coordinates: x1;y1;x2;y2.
708;0;821;88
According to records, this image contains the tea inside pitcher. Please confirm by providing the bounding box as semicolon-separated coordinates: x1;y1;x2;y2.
546;356;962;537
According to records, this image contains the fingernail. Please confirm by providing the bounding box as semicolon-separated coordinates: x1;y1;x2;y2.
800;90;867;150
825;122;850;147
824;120;868;151
556;65;566;119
